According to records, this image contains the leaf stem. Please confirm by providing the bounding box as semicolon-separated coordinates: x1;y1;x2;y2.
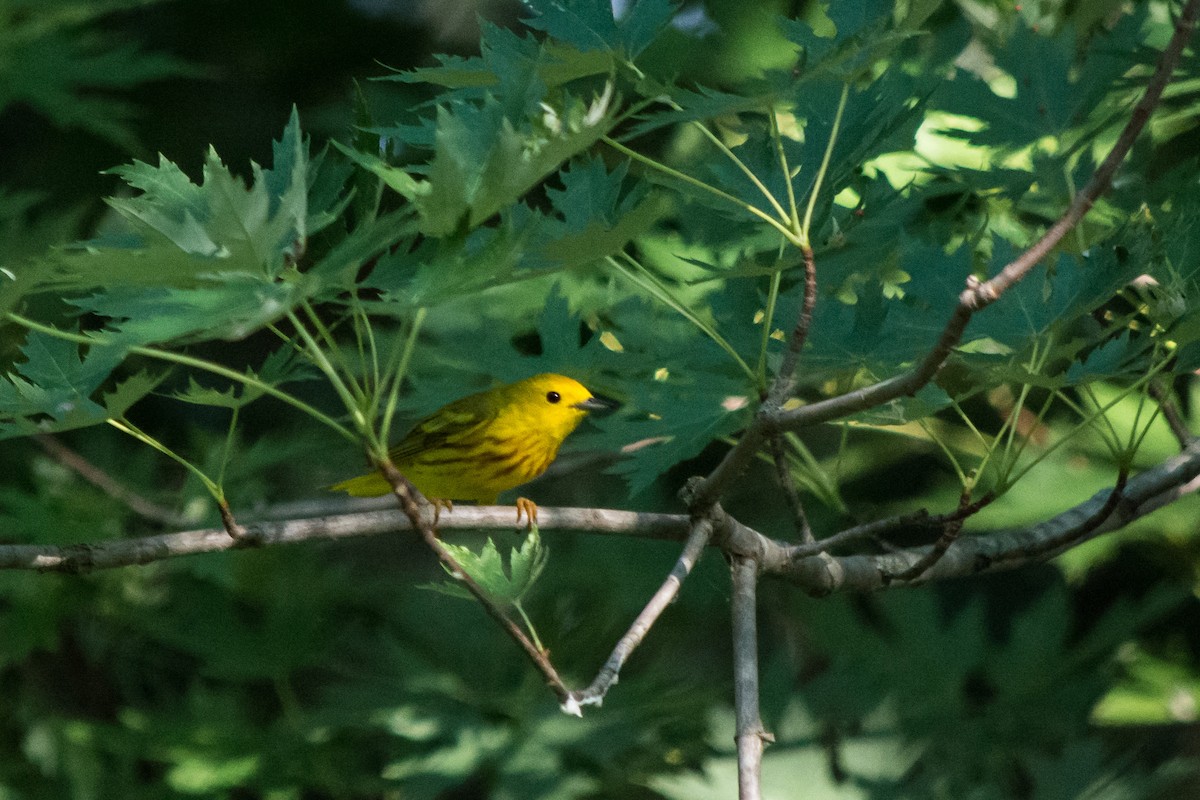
1006;358;1172;490
600;135;804;248
107;417;221;500
801;82;850;244
685;117;790;224
757;269;783;387
286;310;373;444
356;301;382;408
216;406;239;489
608;253;757;384
513;601;545;653
768;107;802;233
379;307;427;449
301;300;364;403
4;312;359;444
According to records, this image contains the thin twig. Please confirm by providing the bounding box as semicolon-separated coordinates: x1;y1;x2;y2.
800;508;933;555
33;435;186;528
731;556;772;800
761;239;820;543
768;243;818;406
992;468;1129;564
690;0;1200;510
767;435;814;543
790;492;995;558
571;519;713;708
1148;378;1193;449
376;461;577;710
883;490;972;583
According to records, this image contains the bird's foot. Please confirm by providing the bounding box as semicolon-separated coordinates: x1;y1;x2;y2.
430;498;453;526
515;497;539;528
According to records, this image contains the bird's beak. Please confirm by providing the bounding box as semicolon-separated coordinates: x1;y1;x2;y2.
574;396;617;413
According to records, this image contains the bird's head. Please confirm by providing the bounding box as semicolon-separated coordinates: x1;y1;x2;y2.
505;373;612;443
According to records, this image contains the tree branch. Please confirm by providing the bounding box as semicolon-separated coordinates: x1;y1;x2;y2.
572;518;713;708
731;555;771;800
762;241;820;544
775;439;1200;593
217;499;249;540
6;438;1200;620
988;467;1129;565
0;506;692;573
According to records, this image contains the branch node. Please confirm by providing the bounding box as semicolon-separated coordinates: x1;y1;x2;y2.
231;524;266;547
756;403;781;433
218;501;251;542
53;544;95;575
678;475;706;509
883;490;974;583
560;695;584;718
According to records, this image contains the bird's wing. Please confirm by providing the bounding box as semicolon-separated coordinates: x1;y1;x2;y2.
389;399;499;463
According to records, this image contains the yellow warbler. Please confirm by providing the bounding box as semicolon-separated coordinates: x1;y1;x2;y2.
332;373;609;521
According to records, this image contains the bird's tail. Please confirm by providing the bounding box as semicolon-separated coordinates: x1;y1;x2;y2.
329;472;393;497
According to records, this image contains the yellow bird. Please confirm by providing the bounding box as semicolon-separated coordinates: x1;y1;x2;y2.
332;373;610;522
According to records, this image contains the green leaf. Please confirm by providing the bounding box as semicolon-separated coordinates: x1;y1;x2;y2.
622;84;773;141
849;383;953;426
602;375;753;495
971;239;1146;349
172;346;317;409
103;365;161;409
307;207;419;292
357;157;661;304
330;142;426;204
428;527;549;606
804;240;972;377
41;109;315;297
412;88;620;236
385;21;615;104
933;18;1145;150
68;274;305;346
521;0;679;59
1065;333;1154;383
0;331;128;438
172;377;259;410
779;0;922;82
534;156;665;269
362;212;538;307
507;525;550;598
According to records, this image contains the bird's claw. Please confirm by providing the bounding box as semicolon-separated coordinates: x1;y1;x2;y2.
431;498;453;526
515;497;539;528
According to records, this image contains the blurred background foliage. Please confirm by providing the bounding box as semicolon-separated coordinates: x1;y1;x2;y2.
1;0;1200;798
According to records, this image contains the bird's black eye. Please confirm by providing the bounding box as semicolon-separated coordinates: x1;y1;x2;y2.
546;391;561;404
